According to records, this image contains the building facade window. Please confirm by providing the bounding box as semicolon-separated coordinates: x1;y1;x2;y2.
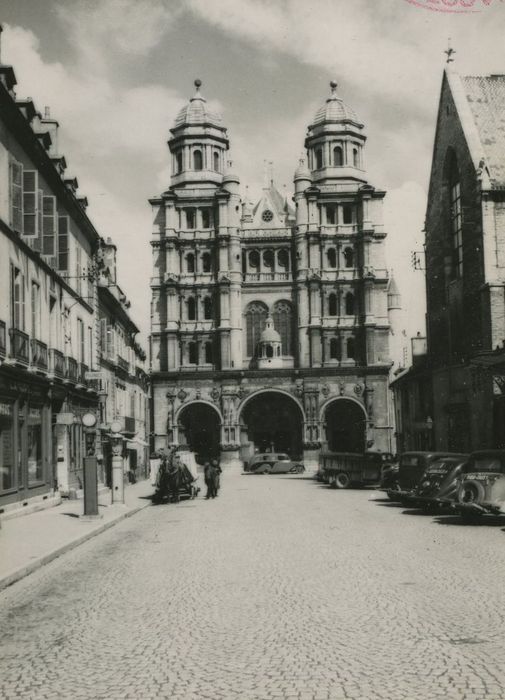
9;158;23;233
263;249;274;270
186;253;195;273
193;149;203;171
343;247;354;268
10;265;25;331
343;205;354;224
347;337;355;360
185;208;195;229
272;301;294;355
176;151;183;174
333;145;343;166
204;296;213;320
345;292;355;315
31;281;40;339
450;171;463;278
27;406;43;485
326;205;336;225
201;209;211;229
330;337;341;360
202;252;212;272
353;147;360;168
328;293;338;317
213;151;220;172
187;297;196;321
188;341;198;364
23;170;38;237
58;216;69;272
315;148;323;169
245;302;268;357
327;248;337;268
277;249;289;270
205;341;213;364
0;402;15;492
249;250;260;270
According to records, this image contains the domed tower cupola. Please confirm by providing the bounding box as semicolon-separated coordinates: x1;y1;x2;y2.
257;316;283;369
305;81;367;184
168;79;230;186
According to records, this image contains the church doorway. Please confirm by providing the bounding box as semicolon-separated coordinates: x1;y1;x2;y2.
240;391;303;461
324;399;366;453
178;402;221;465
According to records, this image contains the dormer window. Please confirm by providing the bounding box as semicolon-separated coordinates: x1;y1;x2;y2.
193;149;203;171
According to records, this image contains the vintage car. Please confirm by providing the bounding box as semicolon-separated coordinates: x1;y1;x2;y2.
395;454;468;510
455;450;505;519
385;451;458;501
320;451;395;489
246;453;304;474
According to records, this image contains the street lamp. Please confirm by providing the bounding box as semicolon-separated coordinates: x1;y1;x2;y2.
110;420;125;505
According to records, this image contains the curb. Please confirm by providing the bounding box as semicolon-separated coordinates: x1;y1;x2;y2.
0;502;150;593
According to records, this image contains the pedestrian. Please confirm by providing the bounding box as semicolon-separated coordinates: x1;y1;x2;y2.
203;461;217;499
211;458;222;496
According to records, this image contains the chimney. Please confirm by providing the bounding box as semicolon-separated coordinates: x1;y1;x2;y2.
40;104;60;156
102;237;117;284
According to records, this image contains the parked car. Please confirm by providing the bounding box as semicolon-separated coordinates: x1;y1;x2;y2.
455;450;505;519
246;453;304;474
386;451;458;501
395;454;468;510
320;451;395;489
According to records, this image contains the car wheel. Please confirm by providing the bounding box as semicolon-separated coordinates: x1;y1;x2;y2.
335;472;351;489
459;480;485;505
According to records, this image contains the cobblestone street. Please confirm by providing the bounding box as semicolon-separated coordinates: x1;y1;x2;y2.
1;473;505;700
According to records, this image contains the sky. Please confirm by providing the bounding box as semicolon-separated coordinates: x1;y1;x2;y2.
1;0;505;348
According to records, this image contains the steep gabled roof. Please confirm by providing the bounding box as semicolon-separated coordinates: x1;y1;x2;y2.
461;75;505;188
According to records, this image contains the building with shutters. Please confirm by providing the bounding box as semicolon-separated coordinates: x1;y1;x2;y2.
150;80;397;470
0;36;148;513
97;238;149;487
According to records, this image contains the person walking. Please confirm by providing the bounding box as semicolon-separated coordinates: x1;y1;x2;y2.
203;461;216;499
211;458;222;496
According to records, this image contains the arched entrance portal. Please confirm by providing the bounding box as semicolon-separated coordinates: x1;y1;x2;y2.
324;399;366;452
240;391;303;461
178;403;221;464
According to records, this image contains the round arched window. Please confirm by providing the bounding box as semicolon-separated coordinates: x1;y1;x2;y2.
262;209;274;223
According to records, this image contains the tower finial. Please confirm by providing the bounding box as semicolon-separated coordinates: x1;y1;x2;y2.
194;78;202;89
444;39;456;64
330;80;338;95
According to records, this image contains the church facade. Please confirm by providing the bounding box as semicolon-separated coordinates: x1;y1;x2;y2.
149;80;395;469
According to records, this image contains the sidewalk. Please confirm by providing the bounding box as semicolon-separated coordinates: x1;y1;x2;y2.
0;479;155;592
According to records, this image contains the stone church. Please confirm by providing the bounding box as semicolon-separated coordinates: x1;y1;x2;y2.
149;79;397;469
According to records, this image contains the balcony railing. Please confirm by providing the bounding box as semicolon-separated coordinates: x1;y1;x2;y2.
0;320;5;357
9;328;29;364
66;356;78;382
117;355;130;373
243;272;291;283
49;349;66;378
31;339;48;371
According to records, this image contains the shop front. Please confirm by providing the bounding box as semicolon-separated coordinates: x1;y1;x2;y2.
0;372;53;509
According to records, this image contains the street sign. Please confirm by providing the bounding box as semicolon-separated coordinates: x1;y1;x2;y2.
85;370;103;380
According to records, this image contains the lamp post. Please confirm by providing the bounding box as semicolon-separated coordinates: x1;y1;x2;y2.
81;412;101;519
110;420;125;504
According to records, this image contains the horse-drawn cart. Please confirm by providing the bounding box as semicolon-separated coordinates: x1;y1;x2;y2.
153;449;201;503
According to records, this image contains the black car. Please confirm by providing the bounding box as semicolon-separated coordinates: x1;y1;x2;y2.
395;454;468;510
386;451;459;502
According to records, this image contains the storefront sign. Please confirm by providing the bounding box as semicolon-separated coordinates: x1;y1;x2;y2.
56;412;76;425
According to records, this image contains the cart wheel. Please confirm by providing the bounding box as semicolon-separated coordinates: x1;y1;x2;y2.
335;472;351;489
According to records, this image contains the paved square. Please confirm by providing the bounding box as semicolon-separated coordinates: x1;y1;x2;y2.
1;473;505;700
